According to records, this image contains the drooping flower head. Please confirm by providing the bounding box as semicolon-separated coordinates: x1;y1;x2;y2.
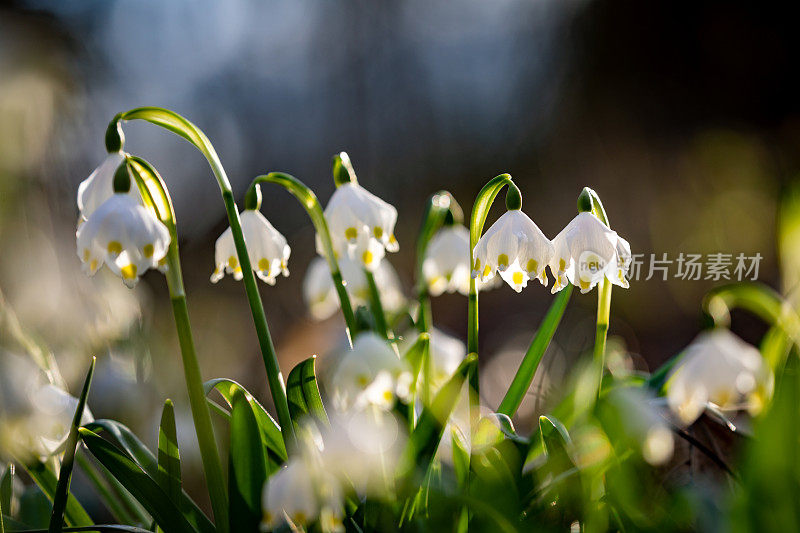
326;332;412;412
77;151;142;220
317;153;398;271
424;224;473;296
549;200;631;294
472;196;554;293
666;329;773;426
76;162;170;288
262;457;342;532
302;256;405;321
210;209;290;285
0;352;94;460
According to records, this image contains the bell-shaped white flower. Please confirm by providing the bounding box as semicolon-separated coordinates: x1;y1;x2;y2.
76;193;171;288
0;353;94;460
262;457;342;531
77;152;142;219
471;209;554;293
667;329;773;426
549;212;631;294
210;209;290;285
423;225;472;296
317;182;398;270
303;256;405;321
327;332;412;412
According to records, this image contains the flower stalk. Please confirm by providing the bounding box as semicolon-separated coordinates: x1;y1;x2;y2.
111;108;297;457
414;191;460;333
578;187;612;399
126;156;230;530
248;173;359;341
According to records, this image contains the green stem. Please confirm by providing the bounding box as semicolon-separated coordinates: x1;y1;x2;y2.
497;285;573;416
164;248;229;531
365;269;391;341
221;189;297;451
75;454;136;525
414;191;458;334
250;173;359;341
593;280;612;398
115;109;296;455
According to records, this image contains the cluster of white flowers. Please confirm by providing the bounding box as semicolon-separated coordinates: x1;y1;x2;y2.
0;352;93;461
262;409;406;531
472;208;632;294
75;153;171;288
303;256;405;321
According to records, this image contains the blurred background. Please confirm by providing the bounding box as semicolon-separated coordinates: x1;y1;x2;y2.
2;0;800;515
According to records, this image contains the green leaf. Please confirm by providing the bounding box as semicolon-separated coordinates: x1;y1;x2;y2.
127;157;176;233
497;286;572;417
157;400;182;508
82;420;212;533
204;378;287;469
539;415;572;461
49;358;95;533
1;464;14;531
8;525;155;532
21;463;91;528
396;354;478;490
286;357;329;428
78;429;196;533
228;391;267;531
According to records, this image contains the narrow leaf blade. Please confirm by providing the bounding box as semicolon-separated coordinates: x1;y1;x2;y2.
228;391;267;530
157;400;182;507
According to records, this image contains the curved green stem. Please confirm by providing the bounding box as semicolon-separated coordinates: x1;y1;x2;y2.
127;155;230;530
115;108;296;458
414;191;460;333
468;174;517;355
249;173;358;341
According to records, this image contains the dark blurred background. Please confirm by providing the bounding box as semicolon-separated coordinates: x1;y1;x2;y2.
2;0;800;512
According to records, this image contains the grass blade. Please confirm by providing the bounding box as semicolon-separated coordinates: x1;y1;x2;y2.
498;286;572;417
21;462;91;528
82;420;212;533
286;357;329;428
49;357;96;533
1;464;14;531
396;354;477;490
228;391;267;530
157;400;182;520
205;378;287;471
78;429;196;533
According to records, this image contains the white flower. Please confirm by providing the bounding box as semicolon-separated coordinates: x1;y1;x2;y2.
423;225;471;296
76;193;171;288
549;212;631;294
400;328;466;394
210;209;290;285
262;458;342;532
0;353;94;460
303;256;405;320
317;182;398;270
318;409;406;496
472;209;554;293
667;329;773;426
77;152;142;219
327;332;412;412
